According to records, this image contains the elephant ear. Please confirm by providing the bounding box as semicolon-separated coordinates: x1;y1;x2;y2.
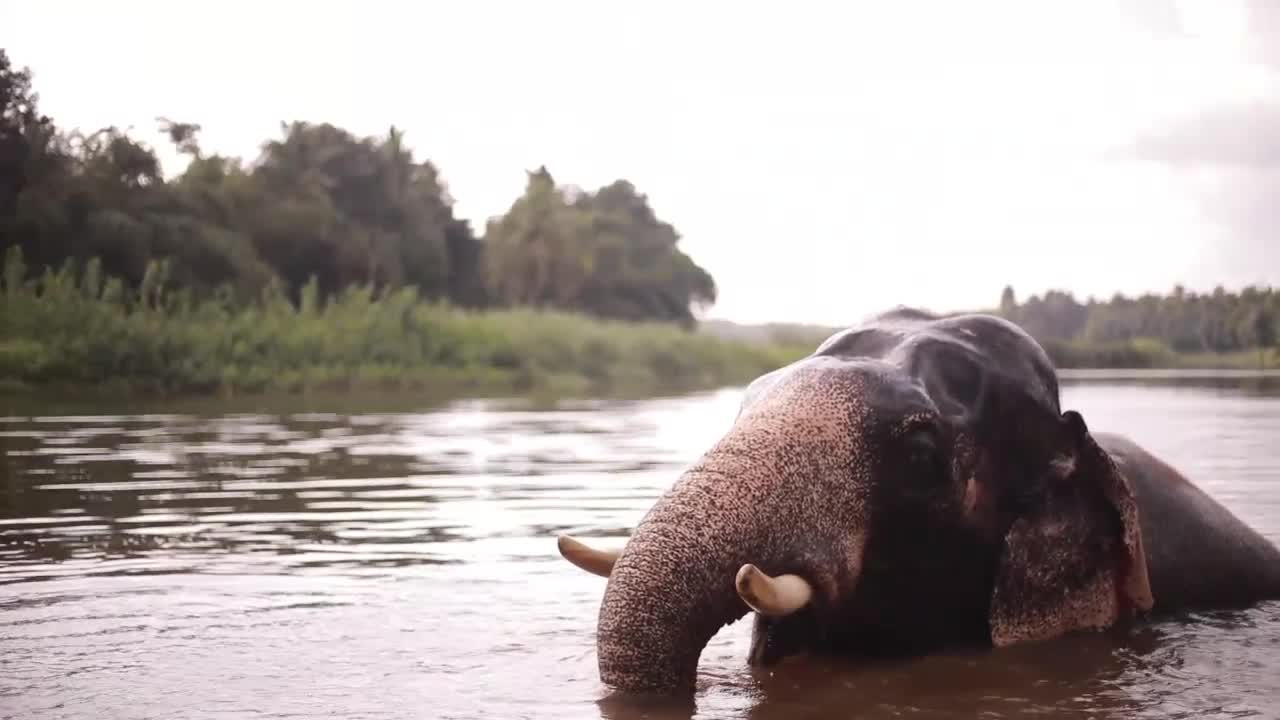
989;410;1154;647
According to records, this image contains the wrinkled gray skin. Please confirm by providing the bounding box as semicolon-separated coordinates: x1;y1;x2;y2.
584;308;1280;695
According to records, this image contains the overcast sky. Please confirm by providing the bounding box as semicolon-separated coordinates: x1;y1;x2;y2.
4;0;1278;326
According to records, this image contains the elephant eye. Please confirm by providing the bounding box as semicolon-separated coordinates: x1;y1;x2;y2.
900;424;946;481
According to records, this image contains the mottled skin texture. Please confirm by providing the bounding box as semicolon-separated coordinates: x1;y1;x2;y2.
591;308;1280;695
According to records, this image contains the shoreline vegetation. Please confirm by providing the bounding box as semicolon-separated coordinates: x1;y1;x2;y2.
2;247;1275;402
994;286;1278;372
0;49;1277;400
0;249;812;399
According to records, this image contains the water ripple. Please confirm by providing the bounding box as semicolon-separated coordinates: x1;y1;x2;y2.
1;383;1279;718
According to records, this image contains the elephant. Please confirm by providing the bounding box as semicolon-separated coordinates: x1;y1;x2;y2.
556;308;1280;696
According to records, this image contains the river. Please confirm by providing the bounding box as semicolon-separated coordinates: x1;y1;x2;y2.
3;373;1279;719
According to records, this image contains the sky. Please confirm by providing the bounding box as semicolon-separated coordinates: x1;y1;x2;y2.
3;0;1279;326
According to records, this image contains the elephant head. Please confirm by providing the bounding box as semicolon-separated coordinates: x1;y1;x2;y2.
558;309;1154;695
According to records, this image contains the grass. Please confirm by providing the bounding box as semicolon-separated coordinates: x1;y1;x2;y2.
4;251;1274;403
0;251;812;399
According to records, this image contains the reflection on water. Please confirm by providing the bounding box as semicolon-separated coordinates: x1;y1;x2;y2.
2;376;1280;719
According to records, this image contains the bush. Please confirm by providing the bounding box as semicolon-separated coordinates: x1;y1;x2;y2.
0;249;810;397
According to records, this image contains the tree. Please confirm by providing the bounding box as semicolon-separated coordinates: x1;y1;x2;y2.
999;286;1017;318
0;49;718;325
246;121;458;297
0;49;55;241
481;170;716;325
997;284;1279;363
1253;307;1276;369
573;179;715;326
483;167;591;307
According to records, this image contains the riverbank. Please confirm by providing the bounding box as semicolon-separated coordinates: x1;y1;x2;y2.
0;260;811;399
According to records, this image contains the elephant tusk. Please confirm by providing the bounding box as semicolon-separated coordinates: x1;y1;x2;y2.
556;534;621;578
735;563;813;617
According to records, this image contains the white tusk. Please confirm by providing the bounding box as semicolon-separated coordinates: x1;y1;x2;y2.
735;563;813;617
556;534;621;578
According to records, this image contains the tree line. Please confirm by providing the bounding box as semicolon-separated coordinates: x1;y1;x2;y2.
996;285;1279;366
0;49;715;327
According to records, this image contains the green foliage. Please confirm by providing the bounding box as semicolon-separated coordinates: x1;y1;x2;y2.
481;169;716;326
0;247;803;397
0;50;718;328
997;285;1280;369
1;48;55;225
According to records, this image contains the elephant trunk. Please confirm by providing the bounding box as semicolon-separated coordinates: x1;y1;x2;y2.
593;444;848;694
594;372;868;694
595;468;761;693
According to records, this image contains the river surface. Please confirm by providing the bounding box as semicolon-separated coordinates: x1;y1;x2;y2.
3;373;1280;719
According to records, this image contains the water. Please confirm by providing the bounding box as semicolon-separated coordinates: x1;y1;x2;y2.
3;374;1280;719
